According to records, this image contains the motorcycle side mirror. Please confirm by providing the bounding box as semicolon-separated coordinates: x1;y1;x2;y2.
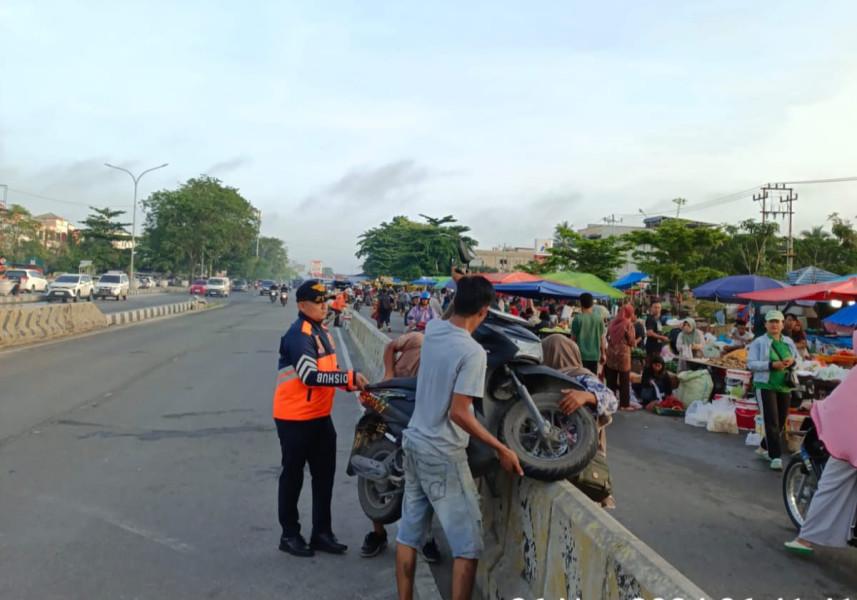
457;238;475;266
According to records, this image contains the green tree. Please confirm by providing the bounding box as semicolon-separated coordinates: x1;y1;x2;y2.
356;215;476;279
142;176;259;279
627;219;729;294
76;206;131;272
532;222;627;281
711;220;785;279
0;204;42;261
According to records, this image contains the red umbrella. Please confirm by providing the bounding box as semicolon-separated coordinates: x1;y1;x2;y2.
738;277;857;302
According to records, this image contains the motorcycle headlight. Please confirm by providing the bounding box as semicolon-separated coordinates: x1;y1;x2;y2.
512;337;543;362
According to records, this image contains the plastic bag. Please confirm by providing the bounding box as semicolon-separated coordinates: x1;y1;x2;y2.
684;400;711;427
675;369;714;408
706;396;739;434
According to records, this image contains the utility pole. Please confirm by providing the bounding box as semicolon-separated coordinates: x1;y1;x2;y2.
603;214;623;237
753;183;797;273
255;209;261;258
672;197;687;218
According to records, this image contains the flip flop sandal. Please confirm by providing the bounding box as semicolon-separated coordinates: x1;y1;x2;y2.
784;539;814;555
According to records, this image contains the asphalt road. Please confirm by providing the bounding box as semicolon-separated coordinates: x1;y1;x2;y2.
0;293;401;600
358;303;857;600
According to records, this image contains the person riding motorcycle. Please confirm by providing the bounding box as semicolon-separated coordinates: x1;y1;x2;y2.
405;292;439;332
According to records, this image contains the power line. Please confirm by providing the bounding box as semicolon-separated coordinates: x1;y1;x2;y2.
779;176;857;185
6;187;126;209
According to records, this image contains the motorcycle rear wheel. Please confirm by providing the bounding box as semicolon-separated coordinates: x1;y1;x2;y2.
783;455;817;529
499;391;598;481
357;438;404;525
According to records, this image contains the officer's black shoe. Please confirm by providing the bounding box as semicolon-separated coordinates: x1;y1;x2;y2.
360;530;388;558
421;537;441;563
310;531;348;554
279;534;314;557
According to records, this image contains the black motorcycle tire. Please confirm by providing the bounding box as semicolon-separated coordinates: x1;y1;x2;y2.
783;455;817;530
356;438;404;525
499;391;598;481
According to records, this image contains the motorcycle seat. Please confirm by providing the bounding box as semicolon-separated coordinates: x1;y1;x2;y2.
367;377;417;391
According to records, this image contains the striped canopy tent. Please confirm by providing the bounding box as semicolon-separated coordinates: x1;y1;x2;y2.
788;266;841;286
543;271;625;299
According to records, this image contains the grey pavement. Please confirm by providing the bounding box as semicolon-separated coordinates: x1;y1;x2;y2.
363;302;857;600
0;293;400;599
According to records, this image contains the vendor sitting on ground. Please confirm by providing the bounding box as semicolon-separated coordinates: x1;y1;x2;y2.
727;320;754;349
632;356;673;406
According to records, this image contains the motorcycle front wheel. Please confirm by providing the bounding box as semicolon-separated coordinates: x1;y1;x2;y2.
357;438;404;525
499;391;598;481
783;455;818;529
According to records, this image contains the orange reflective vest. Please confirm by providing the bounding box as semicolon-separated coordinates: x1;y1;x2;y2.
273;314;354;421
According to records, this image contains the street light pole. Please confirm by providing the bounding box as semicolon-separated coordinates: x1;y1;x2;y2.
105;162;168;283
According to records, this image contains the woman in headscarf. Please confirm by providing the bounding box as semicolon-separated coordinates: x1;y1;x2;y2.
604;304;638;411
785;366;857;554
676;317;705;372
542;334;619;508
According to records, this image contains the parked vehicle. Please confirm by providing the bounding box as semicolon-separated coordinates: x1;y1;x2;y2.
3;268;48;293
189;279;207;295
349;308;598;525
46;274;95;302
95;272;129;300
205;277;230;298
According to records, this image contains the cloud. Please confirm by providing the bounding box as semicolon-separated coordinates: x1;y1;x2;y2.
299;160;433;210
205;156;251;175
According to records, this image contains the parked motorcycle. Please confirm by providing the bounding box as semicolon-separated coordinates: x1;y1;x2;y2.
280;290;289;306
783;417;857;546
348;307;598;525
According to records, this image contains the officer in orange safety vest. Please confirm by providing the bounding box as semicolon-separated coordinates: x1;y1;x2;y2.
274;280;369;558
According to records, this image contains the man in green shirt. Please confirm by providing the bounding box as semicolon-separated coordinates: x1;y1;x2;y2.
570;293;606;374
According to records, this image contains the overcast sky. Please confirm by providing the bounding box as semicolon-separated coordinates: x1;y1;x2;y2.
3;1;857;274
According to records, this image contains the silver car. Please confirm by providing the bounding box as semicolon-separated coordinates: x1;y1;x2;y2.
95;272;130;300
204;277;230;297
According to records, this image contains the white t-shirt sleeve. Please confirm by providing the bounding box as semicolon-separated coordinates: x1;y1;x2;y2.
453;348;487;399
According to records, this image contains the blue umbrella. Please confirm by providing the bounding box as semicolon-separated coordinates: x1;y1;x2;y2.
410;277;437;286
823;303;857;327
438;278;456;290
494;280;609;300
611;271;648;290
692;275;787;303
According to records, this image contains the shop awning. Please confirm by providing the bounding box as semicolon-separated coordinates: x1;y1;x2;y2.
823;303;857;327
738;277;857;302
479;271;543;284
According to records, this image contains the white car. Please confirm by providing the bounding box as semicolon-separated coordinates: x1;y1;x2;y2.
95;272;130;300
204;277;230;297
46;274;95;302
3;268;48;293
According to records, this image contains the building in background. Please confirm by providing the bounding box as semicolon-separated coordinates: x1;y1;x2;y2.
34;213;77;250
473;245;537;272
576;223;646;279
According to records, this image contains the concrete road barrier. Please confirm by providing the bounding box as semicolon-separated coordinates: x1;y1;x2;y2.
106;299;204;326
344;310;390;381
0;293;43;305
0;303;109;350
128;287;189;296
477;473;709;600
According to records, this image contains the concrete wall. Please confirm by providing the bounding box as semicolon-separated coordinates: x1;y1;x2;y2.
0;303;109;349
344;311;709;600
478;474;709;600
